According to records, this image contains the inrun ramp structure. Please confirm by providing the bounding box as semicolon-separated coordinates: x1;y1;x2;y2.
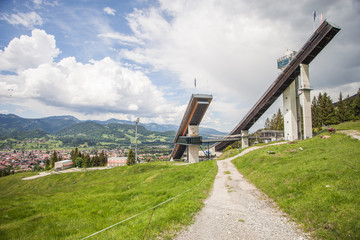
215;20;341;151
171;94;213;160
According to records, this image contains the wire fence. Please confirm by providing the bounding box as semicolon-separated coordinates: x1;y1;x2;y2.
81;163;217;240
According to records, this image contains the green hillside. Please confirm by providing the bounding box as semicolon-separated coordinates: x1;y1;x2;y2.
232;129;360;239
0;114;176;148
0;161;217;239
56;122;175;147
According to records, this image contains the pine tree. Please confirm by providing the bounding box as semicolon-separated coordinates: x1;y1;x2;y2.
50;151;57;168
319;92;338;125
264;118;271;130
45;158;50;170
75;157;83;168
267;108;283;130
93;153;100;166
83;154;90;168
275;109;284;130
70;148;78;164
99;151;106;166
336;92;351;122
312;95;321;129
89;156;94;167
127;149;135;165
269;113;276;130
350;90;360;119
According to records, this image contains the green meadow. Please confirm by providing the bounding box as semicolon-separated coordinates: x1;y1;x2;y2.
331;120;360;131
0;161;217;239
232;130;360;239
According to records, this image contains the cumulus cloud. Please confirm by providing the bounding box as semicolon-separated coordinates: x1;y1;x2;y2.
120;1;294;105
117;0;360;131
19;57;171;114
0;29;183;123
0;11;43;28
103;7;116;16
0;29;60;73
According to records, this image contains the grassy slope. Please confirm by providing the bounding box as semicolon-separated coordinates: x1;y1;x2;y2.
232;132;360;239
0;161;217;240
330;120;360;131
216;148;241;160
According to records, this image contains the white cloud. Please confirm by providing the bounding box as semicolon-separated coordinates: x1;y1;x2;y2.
17;57;171;115
1;0;359;132
103;7;116;16
120;1;291;105
33;0;42;6
117;0;360;131
0;29;183;124
33;0;59;7
0;29;60;73
0;12;43;28
98;32;143;45
312;82;360;102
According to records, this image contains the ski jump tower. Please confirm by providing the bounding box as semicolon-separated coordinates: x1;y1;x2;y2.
214;20;341;151
278;50;312;140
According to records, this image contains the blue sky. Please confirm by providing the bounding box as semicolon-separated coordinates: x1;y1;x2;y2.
0;0;359;132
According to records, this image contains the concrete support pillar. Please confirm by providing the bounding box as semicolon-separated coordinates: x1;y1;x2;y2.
283;80;299;141
187;125;199;163
300;64;313;139
241;130;249;149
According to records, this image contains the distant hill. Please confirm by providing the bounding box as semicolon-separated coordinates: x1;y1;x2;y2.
55;121;175;147
93;118;226;136
0;114;225;141
0;113;225;135
0;114;79;135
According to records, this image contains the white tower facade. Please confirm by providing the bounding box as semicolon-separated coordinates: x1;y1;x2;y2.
277;50;313;140
278;50;299;141
283;80;299;141
300;64;313;139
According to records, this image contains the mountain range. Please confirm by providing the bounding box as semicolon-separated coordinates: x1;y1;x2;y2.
0;114;225;137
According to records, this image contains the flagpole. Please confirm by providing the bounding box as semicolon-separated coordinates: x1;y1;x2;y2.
313;10;316;31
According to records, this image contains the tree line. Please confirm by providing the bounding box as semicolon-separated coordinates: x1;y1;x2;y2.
263;90;360;132
70;147;108;168
44;150;62;170
43;148;108;169
264;108;284;130
312;91;360;131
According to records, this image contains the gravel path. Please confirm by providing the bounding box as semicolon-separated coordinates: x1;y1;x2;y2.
338;130;360;140
22;166;110;180
176;143;309;240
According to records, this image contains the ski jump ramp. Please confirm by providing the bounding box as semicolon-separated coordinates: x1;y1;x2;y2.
171;94;213;160
215;20;341;151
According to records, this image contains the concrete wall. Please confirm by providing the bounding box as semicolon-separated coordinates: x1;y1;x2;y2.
241;130;249;149
188;125;199;163
283;81;299;141
300;64;313;139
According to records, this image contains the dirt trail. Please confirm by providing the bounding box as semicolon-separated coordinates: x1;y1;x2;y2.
176;143;308;240
21;167;109;180
338;130;360;140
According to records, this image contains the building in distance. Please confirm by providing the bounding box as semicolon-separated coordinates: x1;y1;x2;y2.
108;157;127;167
